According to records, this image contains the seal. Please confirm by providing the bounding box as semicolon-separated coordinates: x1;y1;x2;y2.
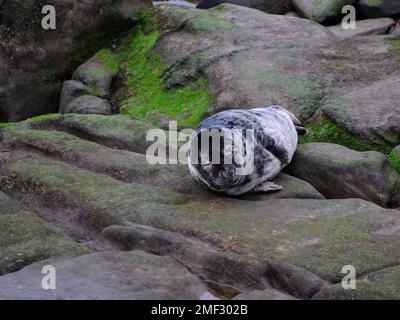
187;106;306;196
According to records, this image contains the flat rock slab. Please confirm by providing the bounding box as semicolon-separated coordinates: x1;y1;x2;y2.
314;265;400;299
0;251;207;300
328;18;394;39
0;192;86;275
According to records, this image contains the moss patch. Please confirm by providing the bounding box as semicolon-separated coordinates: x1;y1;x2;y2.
95;49;119;73
389;147;400;174
117;23;209;128
299;116;390;153
0;123;16;128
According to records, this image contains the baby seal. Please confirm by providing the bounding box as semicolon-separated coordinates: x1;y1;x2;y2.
187;106;306;196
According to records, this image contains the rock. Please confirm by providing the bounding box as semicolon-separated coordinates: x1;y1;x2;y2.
238;173;325;201
292;0;357;24
62;95;113;115
153;0;196;7
72;53;118;99
196;0;293;14
234;288;296;300
285;11;300;17
3;144;400;285
124;5;400;124
59;80;90;112
0;251;207;299
328;18;394;39
0;0;151;122
0;192;86;275
322;75;400;149
285;143;400;207
266;262;325;299
389;24;400;38
356;0;400;19
313;266;400;299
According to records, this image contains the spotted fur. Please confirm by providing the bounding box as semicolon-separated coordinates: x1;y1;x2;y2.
188;106;298;196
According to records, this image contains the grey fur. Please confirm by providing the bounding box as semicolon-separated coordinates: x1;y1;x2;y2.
188;106;300;196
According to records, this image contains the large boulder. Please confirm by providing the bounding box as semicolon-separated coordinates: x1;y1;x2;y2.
197;0;293;14
115;4;400;126
285;143;400;207
322;75;400;150
62;95;113;115
0;0;151;122
356;0;400;19
292;0;357;24
0;251;207;300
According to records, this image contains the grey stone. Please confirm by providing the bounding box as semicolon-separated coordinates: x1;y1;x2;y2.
59;80;89;112
0;0;151;122
357;0;400;19
0;251;207;300
196;0;293;14
328;18;394;39
285;143;400;207
293;0;357;24
63;95;112;115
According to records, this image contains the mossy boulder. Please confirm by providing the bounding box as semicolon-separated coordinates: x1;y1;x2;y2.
0;192;86;275
0;0;151;122
314;266;400;299
62;95;113;115
0;251;207;300
197;0;294;14
357;0;400;19
293;0;357;24
322;76;400;151
285;143;400;207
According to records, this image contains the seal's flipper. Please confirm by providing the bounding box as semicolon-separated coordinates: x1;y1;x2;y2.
295;126;308;135
251;181;283;193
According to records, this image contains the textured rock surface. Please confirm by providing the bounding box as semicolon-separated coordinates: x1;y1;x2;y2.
293;0;357;24
286;143;400;207
59;80;90;111
322;75;400;149
357;0;400;19
0;0;151;122
62;96;113;115
197;0;293;14
328;18;394;39
0;251;207;300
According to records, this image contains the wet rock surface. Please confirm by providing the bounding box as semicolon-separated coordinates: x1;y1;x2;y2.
1;4;400;300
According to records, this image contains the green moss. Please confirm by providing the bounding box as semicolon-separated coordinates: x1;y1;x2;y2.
299;116;390;153
386;38;400;49
118;25;209;128
0;123;16;128
95;49;119;72
389;148;400;174
24;113;61;123
85;84;102;97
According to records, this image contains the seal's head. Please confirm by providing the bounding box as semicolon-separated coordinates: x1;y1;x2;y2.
188;127;250;193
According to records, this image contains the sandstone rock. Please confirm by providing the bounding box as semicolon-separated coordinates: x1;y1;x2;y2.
0;192;86;275
285;143;400;207
0;0;151;122
196;0;293;14
322;75;400;149
234;288;296;300
63;95;113;115
129;5;400;123
59;80;90;112
293;0;357;24
357;0;400;19
313;266;400;299
328;18;394;39
153;0;196;7
72;54;118;99
0;251;207;300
